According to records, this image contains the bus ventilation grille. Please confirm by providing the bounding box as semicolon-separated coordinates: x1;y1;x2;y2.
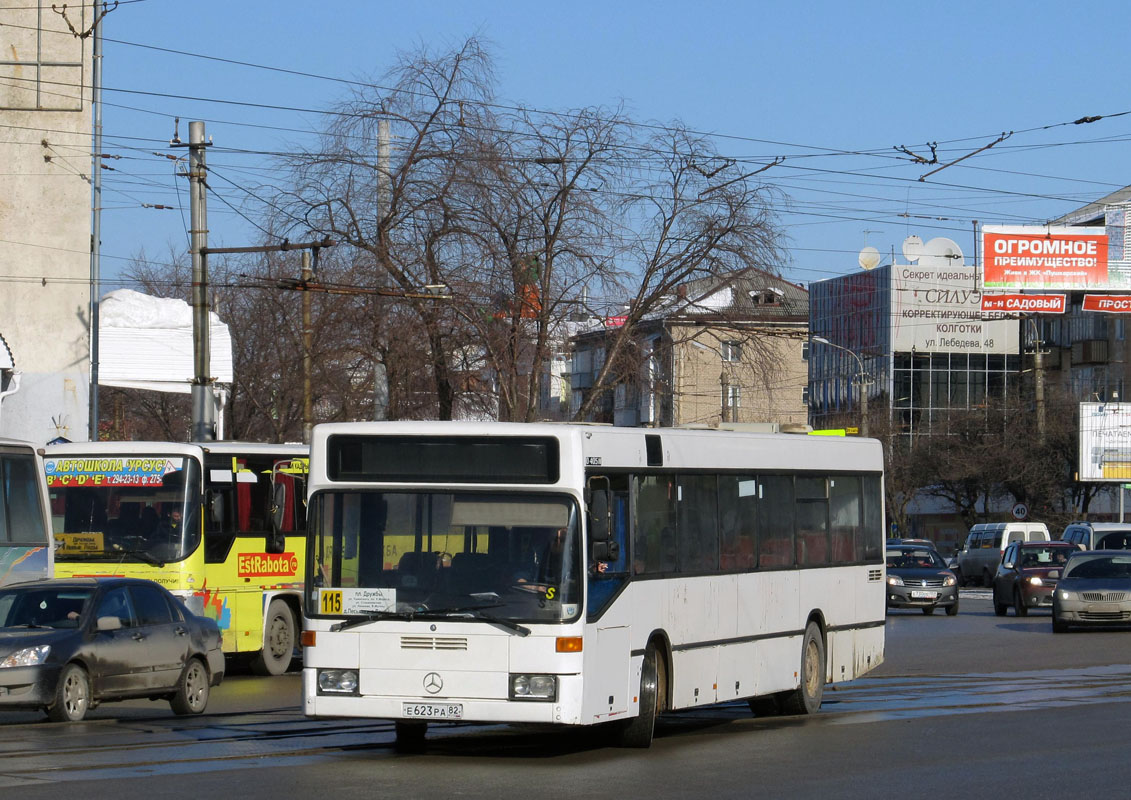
868;569;883;582
401;636;469;651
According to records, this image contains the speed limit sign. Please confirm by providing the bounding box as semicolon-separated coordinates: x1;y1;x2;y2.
1011;502;1029;520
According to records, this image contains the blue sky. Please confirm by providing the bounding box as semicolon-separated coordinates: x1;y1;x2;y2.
95;0;1131;290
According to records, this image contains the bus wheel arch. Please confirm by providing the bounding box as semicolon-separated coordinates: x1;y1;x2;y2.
616;632;669;748
251;596;298;676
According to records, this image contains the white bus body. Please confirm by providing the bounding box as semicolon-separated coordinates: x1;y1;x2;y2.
0;438;53;585
302;422;885;747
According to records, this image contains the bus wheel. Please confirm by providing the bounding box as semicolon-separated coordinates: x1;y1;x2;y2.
394;720;427;751
251;599;296;676
617;642;663;748
781;621;825;716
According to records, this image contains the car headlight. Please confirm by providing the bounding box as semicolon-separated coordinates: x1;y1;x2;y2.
944;575;956;586
1058;590;1073;601
317;669;359;694
1028;577;1044;586
887;575;904;586
510;673;557;701
0;644;51;668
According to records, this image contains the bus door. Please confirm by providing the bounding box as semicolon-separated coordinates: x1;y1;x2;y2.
584;475;631;723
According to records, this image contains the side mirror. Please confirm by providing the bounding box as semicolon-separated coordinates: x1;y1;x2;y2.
593;540;620;563
96;616;122;631
1049;569;1060;579
1003;562;1014;570
588;488;609;541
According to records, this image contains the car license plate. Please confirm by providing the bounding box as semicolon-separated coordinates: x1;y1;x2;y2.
403;702;463;720
910;590;937;599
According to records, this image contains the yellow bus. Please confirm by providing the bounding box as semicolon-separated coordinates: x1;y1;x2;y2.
45;440;308;675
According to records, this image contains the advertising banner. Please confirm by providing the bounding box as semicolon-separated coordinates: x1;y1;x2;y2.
1079;402;1131;482
982;225;1111;290
44;457;184;488
1083;295;1131;313
980;294;1066;314
892;263;1018;354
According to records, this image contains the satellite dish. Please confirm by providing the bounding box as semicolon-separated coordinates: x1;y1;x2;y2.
858;246;881;271
902;235;924;263
919;237;964;268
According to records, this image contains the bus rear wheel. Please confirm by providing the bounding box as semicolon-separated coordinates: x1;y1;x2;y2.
251;599;296;676
780;621;825;716
617;642;663;748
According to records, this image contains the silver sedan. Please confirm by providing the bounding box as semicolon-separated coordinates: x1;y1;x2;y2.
1052;551;1131;633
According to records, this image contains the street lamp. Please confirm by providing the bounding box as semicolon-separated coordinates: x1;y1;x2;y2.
811;336;870;437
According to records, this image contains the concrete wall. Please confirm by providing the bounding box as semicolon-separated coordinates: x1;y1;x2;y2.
0;1;92;442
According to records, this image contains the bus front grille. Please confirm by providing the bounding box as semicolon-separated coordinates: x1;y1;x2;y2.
401;636;469;651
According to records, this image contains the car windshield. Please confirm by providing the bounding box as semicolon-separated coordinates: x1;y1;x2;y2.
0;587;93;629
1064;555;1131;580
309;491;582;624
886;548;944;569
1016;546;1069;568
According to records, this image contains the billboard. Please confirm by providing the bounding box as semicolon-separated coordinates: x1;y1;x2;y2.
1079;402;1131;482
891;263;1018;354
982;225;1113;290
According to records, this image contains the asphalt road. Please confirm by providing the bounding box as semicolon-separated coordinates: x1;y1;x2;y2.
3;591;1130;798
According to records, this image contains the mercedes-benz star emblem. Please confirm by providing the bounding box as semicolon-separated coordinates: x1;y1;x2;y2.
423;672;443;694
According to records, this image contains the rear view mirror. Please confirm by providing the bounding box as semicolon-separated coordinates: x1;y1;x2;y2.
96;616;121;631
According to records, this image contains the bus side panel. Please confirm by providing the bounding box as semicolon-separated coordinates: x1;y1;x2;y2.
740;569;801;698
665;576;726;709
583;585;633;723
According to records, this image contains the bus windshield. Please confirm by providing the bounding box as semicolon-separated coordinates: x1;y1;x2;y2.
46;455;202;564
309;491;581;624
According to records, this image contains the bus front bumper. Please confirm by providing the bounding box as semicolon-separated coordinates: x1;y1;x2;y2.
301;668;585;725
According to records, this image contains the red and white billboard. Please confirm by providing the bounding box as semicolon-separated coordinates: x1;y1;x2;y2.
982;225;1109;290
980;294;1066;314
1083;295;1131;313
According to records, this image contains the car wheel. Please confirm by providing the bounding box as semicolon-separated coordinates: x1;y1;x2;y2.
993;587;1007;616
1013;589;1028;617
251;599;296;676
170;657;210;715
47;663;90;722
617;641;664;747
780;621;825;716
921;607;934;615
946;599;959;616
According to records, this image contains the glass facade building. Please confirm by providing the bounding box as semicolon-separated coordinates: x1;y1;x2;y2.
810;265;1022;439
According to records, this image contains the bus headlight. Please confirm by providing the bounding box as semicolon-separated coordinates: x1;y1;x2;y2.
317;669;359;694
510;674;557;701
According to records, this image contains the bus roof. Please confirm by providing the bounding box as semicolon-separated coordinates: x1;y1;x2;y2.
44;440;308;458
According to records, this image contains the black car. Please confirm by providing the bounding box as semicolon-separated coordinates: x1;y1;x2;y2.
886;545;959;615
0;577;224;721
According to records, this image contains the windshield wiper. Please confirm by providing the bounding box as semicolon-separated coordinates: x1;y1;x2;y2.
115;549;166;567
331;609;417;632
415;604;531;637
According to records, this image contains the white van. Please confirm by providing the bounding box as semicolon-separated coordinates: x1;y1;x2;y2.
1060;521;1131;551
956;522;1051;586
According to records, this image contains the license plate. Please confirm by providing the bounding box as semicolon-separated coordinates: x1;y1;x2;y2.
910;590;937;599
403;702;463;720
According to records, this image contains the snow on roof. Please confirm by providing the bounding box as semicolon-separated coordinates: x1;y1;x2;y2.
98;289;233;393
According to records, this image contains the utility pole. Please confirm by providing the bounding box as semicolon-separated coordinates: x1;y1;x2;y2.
302;249;313;444
181;121;217;442
374;118;391;420
1030;318;1045;444
88;1;105;441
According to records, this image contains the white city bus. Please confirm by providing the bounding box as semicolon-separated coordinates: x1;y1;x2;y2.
0;438;53;585
302;422;885;748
